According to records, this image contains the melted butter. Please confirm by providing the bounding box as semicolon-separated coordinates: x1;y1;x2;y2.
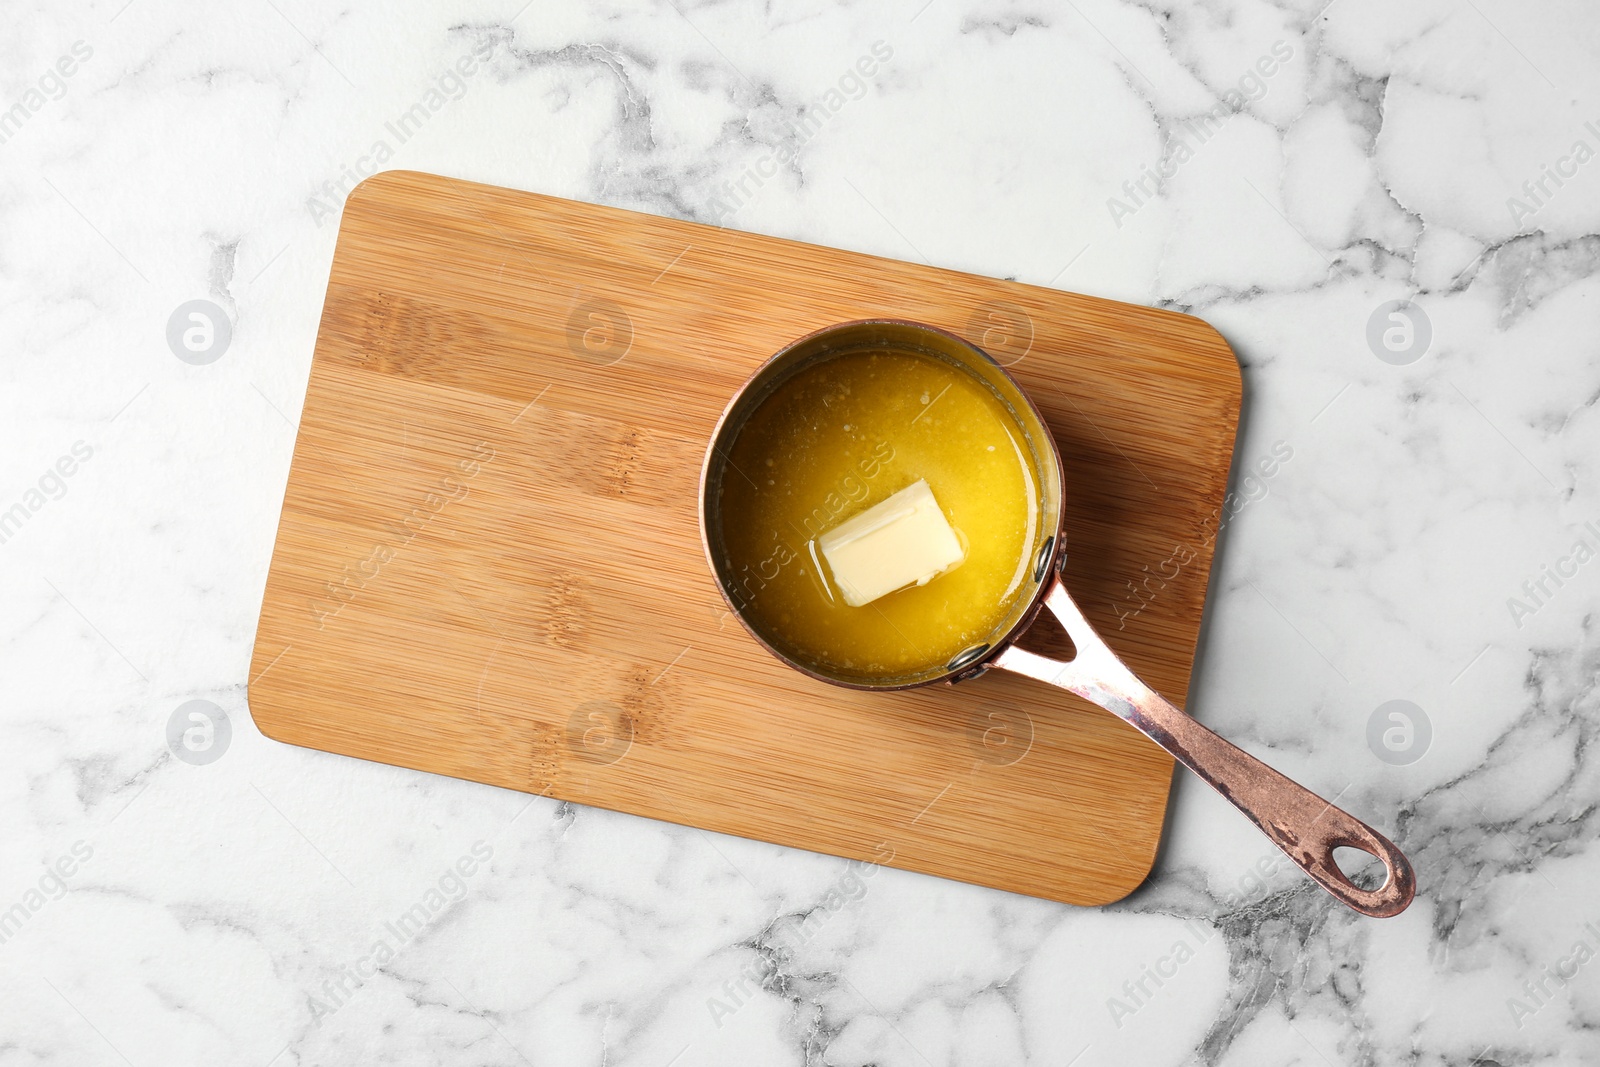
718;347;1041;680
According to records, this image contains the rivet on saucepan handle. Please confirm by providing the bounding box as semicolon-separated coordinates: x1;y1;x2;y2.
946;643;991;673
1032;535;1056;582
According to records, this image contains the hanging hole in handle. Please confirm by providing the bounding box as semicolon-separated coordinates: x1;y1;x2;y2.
1332;845;1388;891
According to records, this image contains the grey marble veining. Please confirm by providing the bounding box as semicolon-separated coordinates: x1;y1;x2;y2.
2;0;1598;1064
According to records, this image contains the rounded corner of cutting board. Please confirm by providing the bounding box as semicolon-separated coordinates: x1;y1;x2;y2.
1177;309;1245;408
344;168;435;208
1084;772;1176;906
1077;870;1157;909
243;653;297;747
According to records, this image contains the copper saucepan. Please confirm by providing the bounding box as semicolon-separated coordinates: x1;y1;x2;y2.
698;320;1415;918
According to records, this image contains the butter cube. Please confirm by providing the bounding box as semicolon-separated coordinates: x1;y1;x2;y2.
818;479;965;607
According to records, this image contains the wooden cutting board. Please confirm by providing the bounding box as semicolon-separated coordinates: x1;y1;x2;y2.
249;170;1241;906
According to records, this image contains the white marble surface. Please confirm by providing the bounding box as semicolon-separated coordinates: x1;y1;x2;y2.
3;0;1599;1063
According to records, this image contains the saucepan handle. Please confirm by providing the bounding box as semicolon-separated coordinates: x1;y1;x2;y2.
992;578;1416;918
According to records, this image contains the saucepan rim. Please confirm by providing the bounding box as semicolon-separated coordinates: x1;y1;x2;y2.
697;318;1068;690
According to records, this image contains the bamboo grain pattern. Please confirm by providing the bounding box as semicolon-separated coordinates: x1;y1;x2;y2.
249;170;1242;906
